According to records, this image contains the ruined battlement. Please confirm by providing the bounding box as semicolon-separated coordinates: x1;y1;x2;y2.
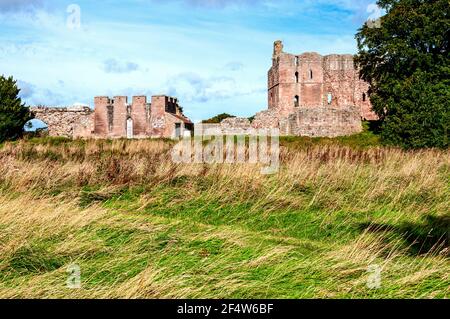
227;40;379;138
92;94;190;139
268;41;377;121
30;94;193;140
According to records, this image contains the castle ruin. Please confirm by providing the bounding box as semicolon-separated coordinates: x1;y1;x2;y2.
30;40;377;139
221;40;378;137
30;95;193;139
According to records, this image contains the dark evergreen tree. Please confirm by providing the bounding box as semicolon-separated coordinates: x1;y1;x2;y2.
355;0;449;148
0;75;32;142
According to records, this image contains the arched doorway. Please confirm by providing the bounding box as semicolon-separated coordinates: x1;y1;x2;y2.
126;117;133;139
24;119;49;136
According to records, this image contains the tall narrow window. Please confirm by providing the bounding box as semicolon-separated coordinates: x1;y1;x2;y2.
362;93;366;102
175;123;182;138
327;93;332;105
309;69;313;79
295;72;299;83
294;95;299;107
295;56;299;66
126;117;133;139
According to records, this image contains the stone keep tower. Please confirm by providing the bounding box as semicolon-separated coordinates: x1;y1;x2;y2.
268;40;376;120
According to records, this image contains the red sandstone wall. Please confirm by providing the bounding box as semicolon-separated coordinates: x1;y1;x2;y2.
73;113;95;138
355;79;378;120
149;95;167;137
298;52;324;108
131;96;148;136
323;55;356;107
94;96;110;135
282;107;363;137
268;42;377;120
111;96;127;137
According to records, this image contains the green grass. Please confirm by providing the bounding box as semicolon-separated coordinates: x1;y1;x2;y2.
280;122;382;149
0;137;447;298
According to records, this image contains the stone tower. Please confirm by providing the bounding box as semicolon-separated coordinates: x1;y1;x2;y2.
267;40;377;120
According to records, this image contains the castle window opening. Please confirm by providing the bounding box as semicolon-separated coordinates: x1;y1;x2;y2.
363;93;366;102
327;93;332;105
126;117;133;139
175;123;182;138
309;69;313;79
295;72;299;83
295;56;299;66
294;95;299;107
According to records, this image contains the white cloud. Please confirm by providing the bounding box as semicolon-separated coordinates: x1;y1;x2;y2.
0;0;44;12
103;59;140;74
164;72;260;103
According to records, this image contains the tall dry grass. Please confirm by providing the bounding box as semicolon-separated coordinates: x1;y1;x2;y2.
0;138;448;298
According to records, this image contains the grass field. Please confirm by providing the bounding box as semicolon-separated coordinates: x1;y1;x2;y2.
0;134;448;298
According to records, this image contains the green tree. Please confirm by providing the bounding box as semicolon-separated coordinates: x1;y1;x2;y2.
355;0;449;149
0;75;32;142
202;113;236;124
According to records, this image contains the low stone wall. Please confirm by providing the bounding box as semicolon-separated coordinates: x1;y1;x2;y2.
215;107;362;138
30;106;94;138
252;110;280;129
201;118;252;136
220;117;251;134
283;106;362;137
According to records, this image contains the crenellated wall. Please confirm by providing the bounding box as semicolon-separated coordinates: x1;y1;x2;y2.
268;41;378;120
131;96;149;136
93;94;191;139
30;94;192;140
245;40;379;137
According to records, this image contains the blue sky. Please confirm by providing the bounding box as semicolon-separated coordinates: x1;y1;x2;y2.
0;0;376;122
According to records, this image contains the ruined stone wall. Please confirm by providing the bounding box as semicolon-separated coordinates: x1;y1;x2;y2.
252;110;280;129
92;94;188;139
94;97;110;136
149;95;168;138
356;80;378;121
131;96;149;137
202;118;252;136
268;41;378;120
95;96;149;138
164;113;193;138
282;106;362;137
218;106;361;138
111;96;127;138
220;117;252;135
30;106;94;138
323;54;356;107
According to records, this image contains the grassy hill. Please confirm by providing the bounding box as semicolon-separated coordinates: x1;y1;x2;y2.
0;136;448;298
